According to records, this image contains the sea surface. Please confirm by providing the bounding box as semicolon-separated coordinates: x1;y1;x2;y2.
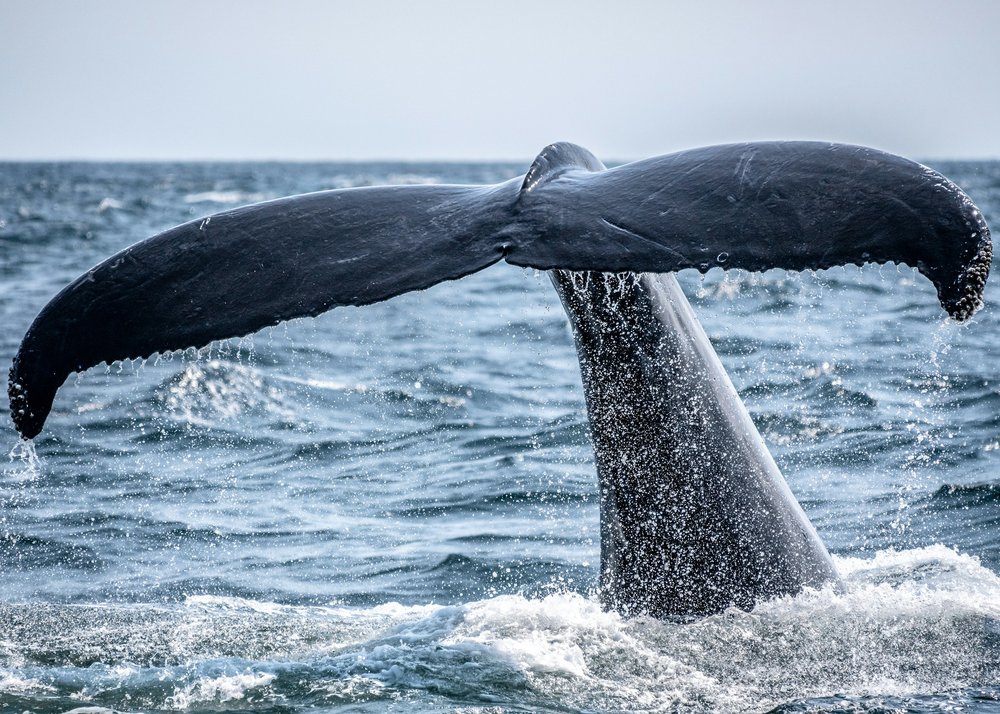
1;158;999;713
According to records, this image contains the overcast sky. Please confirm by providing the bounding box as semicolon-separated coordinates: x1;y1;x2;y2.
3;0;999;161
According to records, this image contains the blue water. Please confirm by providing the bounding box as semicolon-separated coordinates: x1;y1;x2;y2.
1;160;999;713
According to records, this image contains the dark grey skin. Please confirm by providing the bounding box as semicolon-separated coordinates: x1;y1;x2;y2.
554;270;837;617
8;142;991;618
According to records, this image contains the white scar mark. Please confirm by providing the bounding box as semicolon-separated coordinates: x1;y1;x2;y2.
332;253;368;265
735;150;755;199
600;217;692;266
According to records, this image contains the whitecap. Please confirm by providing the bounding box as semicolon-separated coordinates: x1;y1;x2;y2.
183;191;267;204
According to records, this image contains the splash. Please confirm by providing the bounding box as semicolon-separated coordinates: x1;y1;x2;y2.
6;438;39;481
0;547;996;713
155;360;293;426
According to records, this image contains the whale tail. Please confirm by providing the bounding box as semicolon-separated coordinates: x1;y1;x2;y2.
9;142;991;439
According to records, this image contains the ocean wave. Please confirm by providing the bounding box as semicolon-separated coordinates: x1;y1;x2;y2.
929;482;1000;507
0;531;105;571
391;488;593;519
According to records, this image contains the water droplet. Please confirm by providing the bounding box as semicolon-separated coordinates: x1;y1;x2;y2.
8;439;40;481
717;252;729;263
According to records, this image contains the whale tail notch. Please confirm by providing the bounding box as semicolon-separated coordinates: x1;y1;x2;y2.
9;141;992;439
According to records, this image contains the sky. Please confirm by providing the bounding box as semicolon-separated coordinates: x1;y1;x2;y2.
2;0;999;161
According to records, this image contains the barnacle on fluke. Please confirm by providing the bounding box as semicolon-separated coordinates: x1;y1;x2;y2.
945;238;992;321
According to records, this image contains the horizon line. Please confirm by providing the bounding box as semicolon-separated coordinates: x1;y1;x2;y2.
3;153;1000;164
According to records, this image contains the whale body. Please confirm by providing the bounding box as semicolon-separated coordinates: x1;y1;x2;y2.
8;141;991;617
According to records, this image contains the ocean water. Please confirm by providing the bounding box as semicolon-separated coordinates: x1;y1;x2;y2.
1;159;999;713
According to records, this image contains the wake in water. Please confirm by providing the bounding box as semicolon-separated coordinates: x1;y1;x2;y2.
1;547;997;713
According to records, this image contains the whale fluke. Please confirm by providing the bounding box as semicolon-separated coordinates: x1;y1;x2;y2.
6;141;994;619
8;141;991;440
513;142;991;321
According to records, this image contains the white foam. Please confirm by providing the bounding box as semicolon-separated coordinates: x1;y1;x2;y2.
341;546;1000;711
442;593;608;677
183;191;267;204
166;671;275;708
2;547;997;712
0;670;54;694
386;173;441;185
271;372;369;393
96;197;123;213
184;594;290;614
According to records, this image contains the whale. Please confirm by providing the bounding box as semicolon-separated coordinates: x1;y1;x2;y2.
8;141;992;618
